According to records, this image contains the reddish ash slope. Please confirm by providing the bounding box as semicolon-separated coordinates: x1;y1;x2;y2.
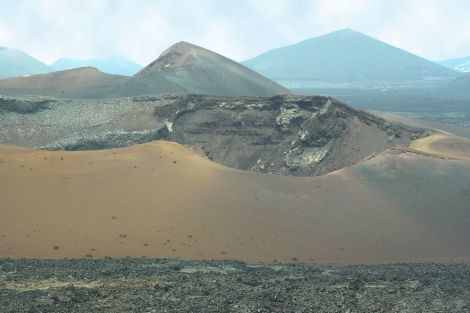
0;138;469;264
0;67;127;98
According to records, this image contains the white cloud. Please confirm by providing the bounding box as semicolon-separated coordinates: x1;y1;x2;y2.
0;0;468;65
0;27;9;43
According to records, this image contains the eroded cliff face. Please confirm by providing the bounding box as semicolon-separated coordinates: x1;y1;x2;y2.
153;94;424;176
0;94;426;176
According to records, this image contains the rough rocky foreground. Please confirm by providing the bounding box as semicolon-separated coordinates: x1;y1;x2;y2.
0;259;469;313
0;94;426;176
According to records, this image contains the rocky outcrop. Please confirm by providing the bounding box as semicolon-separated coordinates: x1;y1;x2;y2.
2;259;469;313
0;96;54;114
152;94;425;176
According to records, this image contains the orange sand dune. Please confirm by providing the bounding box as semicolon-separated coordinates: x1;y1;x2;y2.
0;141;469;264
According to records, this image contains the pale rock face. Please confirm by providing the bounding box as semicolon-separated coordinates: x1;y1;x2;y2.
164;120;174;133
276;106;305;132
284;147;329;171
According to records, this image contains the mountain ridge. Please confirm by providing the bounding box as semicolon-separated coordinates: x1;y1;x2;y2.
0;42;288;98
52;56;142;76
243;29;458;84
438;56;470;73
0;47;53;78
120;41;289;97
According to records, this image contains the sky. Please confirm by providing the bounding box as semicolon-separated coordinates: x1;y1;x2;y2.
0;0;469;66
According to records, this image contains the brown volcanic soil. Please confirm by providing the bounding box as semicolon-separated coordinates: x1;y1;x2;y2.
0;139;469;264
0;67;127;98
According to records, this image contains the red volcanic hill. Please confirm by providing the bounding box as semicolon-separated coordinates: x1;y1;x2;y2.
0;67;127;98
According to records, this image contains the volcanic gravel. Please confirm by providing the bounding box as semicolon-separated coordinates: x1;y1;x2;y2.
1;258;469;312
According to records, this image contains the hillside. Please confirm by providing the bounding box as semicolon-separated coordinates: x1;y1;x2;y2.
243;29;458;85
0;47;52;78
0;42;288;98
51;56;142;76
0;135;469;263
112;41;289;97
438;56;470;73
447;75;470;94
0;67;128;98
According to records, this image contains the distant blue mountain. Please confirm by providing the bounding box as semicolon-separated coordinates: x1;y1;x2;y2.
51;56;142;76
447;75;470;95
243;29;458;85
0;47;53;78
438;56;470;73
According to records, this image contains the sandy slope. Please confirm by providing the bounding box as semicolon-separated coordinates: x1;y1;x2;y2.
410;133;470;160
1;138;469;264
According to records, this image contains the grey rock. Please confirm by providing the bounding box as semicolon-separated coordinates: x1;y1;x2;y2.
0;259;469;313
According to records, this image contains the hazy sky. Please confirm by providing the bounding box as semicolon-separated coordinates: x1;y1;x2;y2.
0;0;469;65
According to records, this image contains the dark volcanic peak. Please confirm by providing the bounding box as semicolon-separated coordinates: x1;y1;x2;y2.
0;94;425;176
137;41;201;74
243;28;458;84
122;40;289;97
